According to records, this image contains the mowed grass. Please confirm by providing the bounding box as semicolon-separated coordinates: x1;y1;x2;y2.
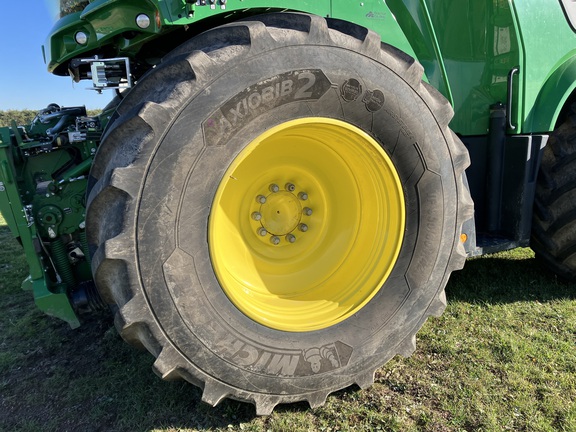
1;212;575;431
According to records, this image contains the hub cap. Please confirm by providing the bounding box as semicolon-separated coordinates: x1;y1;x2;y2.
209;118;405;332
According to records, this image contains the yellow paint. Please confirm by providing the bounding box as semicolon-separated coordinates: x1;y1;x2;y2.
209;118;405;332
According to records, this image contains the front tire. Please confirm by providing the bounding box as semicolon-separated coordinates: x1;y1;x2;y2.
532;106;576;281
86;13;472;414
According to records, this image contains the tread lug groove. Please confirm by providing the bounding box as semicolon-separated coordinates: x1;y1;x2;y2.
396;334;417;358
253;396;280;416
109;166;144;199
428;292;447;318
201;381;233;407
307;391;329;409
359;30;383;59
354;371;375;389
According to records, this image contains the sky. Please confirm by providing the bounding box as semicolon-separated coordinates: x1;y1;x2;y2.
0;1;110;110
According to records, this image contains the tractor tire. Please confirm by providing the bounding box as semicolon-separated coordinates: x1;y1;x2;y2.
86;13;473;414
532;106;576;281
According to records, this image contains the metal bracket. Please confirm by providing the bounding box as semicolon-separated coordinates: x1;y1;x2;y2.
79;57;132;92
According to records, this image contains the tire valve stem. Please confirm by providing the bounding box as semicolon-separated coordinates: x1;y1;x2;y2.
299;223;309;232
252;212;262;221
258;227;268;236
286;234;296;243
270;236;280;245
269;184;279;193
285;183;296;192
298;192;308;201
303;207;313;216
256;195;267;204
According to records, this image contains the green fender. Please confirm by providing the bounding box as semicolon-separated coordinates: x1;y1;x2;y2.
527;53;576;133
45;0;422;81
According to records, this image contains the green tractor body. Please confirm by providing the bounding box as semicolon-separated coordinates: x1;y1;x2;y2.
1;0;576;413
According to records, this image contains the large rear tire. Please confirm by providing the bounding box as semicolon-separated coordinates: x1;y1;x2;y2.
86;13;472;414
532;106;576;281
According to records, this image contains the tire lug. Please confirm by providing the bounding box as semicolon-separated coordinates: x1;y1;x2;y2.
285;234;296;243
256;195;267;204
303;207;313;216
257;227;268;236
285;183;296;192
251;212;262;221
269;184;279;193
298;192;308;201
270;236;280;245
298;223;308;232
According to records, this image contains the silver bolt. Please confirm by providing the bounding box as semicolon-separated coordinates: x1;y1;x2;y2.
299;223;308;232
258;227;268;236
298;192;308;201
285;183;296;192
270;236;280;245
256;195;267;204
303;207;313;216
269;184;279;193
251;212;262;221
285;234;296;243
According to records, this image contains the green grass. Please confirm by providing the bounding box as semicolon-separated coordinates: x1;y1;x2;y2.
1;211;575;431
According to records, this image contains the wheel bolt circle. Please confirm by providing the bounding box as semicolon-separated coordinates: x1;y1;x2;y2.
255;182;313;239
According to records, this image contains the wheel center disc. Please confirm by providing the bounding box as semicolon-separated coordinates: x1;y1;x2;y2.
209;117;405;332
260;191;301;235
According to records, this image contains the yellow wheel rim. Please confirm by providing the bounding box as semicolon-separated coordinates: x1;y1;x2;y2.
209;118;405;332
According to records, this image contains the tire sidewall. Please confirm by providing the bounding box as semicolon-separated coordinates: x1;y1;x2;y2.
134;43;457;393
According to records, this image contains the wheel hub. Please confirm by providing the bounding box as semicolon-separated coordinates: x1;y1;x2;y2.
252;184;311;244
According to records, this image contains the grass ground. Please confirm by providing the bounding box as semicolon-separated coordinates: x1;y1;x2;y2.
0;212;575;431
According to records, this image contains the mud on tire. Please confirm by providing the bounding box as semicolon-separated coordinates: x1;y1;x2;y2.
86;13;473;415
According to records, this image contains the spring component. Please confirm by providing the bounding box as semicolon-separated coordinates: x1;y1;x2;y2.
71;281;107;313
50;238;76;287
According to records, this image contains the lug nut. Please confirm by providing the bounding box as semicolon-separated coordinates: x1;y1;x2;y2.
299;223;309;232
285;234;296;243
285;183;296;192
269;184;279;193
298;192;308;201
256;195;267;204
270;236;280;245
258;228;268;236
251;212;262;221
303;207;313;216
